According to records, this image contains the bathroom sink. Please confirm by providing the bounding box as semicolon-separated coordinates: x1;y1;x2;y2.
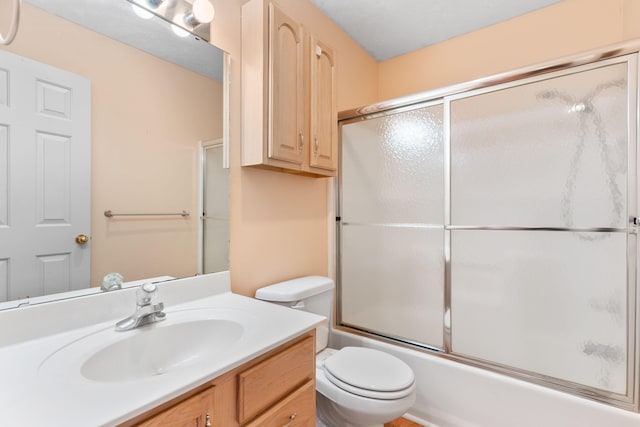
38;308;255;383
81;318;243;382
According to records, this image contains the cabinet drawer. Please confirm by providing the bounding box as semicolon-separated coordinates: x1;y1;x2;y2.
244;381;315;427
238;336;314;423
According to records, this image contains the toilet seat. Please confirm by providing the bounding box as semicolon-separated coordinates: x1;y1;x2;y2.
322;347;415;400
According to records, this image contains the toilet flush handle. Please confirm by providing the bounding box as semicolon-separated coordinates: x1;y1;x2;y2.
290;301;305;309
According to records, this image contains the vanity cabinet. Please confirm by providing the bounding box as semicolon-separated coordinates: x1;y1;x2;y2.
125;331;316;427
242;0;337;177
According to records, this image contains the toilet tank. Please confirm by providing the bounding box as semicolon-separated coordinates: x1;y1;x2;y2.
255;276;334;353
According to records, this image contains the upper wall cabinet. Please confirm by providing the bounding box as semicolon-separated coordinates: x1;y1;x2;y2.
242;0;338;177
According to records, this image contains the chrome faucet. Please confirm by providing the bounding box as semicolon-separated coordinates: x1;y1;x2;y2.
115;283;166;331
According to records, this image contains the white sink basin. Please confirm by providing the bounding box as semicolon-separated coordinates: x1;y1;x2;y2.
82;318;243;382
38;308;256;383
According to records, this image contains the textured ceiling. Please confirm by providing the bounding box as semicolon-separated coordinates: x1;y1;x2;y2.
310;0;562;61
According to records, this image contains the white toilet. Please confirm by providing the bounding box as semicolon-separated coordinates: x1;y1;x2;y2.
255;276;416;427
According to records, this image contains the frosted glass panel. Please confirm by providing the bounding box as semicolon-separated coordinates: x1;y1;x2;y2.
341;104;443;224
451;62;628;228
451;230;628;394
341;225;444;348
204;145;229;218
204;220;229;274
203;144;229;273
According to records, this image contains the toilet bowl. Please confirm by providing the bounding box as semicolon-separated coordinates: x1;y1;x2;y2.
255;276;417;427
315;347;416;427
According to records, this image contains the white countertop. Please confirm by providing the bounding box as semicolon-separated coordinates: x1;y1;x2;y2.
0;273;324;426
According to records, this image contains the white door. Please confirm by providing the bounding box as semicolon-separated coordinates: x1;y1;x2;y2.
0;50;91;302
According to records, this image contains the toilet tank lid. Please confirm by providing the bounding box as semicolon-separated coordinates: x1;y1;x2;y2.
255;276;334;302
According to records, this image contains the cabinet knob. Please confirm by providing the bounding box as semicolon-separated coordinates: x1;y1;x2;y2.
282;412;297;427
205;413;212;427
314;136;319;156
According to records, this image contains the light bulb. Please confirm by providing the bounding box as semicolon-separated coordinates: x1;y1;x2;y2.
186;0;215;25
131;4;154;19
171;15;190;37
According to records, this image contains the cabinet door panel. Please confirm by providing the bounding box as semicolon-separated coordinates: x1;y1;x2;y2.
238;336;314;424
136;386;216;427
310;37;337;171
268;3;304;165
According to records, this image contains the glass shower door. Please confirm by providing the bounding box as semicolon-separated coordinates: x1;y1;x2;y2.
339;102;445;348
202;141;229;273
448;56;636;396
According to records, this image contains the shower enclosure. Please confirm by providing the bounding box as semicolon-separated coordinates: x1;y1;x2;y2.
337;47;639;410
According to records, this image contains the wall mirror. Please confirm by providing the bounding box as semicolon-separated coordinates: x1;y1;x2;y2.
0;0;229;308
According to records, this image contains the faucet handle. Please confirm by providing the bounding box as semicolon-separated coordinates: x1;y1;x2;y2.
141;283;157;293
101;272;123;292
136;283;158;306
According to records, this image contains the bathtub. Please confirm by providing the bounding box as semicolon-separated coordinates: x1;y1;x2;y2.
330;329;640;427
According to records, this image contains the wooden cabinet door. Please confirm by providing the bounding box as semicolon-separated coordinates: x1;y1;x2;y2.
309;37;337;172
268;3;304;166
237;336;314;424
136;386;216;427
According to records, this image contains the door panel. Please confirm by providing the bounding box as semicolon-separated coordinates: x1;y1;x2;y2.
339;103;445;348
0;259;7;301
0;125;7;225
268;3;303;165
36;80;71;120
202;142;229;274
310;38;336;171
36;132;70;224
37;253;71;296
0;68;7;106
0;50;90;301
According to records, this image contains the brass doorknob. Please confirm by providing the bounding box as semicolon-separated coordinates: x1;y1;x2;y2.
75;234;89;245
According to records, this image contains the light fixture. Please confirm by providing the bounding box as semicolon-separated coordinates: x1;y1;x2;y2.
126;0;213;41
131;4;154;20
130;0;165;20
184;0;215;26
0;0;21;46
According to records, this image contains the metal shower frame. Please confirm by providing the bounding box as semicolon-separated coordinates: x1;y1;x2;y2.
335;39;640;412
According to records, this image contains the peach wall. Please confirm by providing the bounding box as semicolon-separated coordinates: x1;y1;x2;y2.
2;4;222;286
624;0;640;40
378;0;639;100
209;0;377;297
